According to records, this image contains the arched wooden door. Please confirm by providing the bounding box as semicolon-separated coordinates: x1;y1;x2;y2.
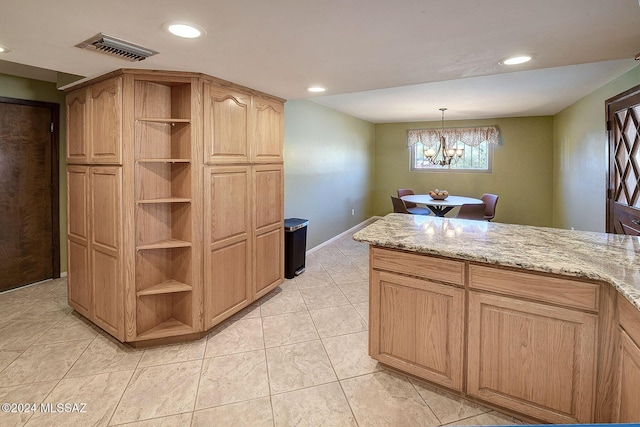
607;85;640;235
0;97;60;291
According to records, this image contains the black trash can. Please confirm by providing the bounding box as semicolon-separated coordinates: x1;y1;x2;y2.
284;218;309;279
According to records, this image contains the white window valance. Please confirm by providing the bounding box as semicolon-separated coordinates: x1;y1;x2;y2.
407;126;501;148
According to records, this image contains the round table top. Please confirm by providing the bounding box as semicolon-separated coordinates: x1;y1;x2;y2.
401;195;483;207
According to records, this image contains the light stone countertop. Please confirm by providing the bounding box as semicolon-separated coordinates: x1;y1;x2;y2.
353;214;640;311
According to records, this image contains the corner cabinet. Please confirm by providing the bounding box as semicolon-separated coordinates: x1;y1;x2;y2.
66;70;284;345
612;294;640;422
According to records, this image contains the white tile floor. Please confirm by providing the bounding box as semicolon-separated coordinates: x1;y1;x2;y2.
0;230;525;426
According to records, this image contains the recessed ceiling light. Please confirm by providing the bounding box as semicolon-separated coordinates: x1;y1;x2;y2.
164;22;206;39
500;55;533;65
307;86;326;93
0;44;10;53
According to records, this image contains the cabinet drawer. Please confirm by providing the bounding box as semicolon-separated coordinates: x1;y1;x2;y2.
372;247;464;286
469;264;599;312
618;294;640;346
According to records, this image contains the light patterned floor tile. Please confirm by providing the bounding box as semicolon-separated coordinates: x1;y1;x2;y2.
444;410;524;426
412;379;491;425
109;412;193;427
205;318;264;358
0;349;23;373
322;331;381;379
262;311;319;348
271;382;356;427
337;280;369;304
325;267;368;285
259;289;307;317
65;334;143;378
309;305;368;338
0;381;58;426
139;338;206;368
26;370;133;427
0;340;91;386
294;271;335;289
299;285;350;309
196;350;269;410
340;371;440;427
35;313;99;345
192;397;273;427
110;360;201;425
352;302;369;325
266;340;336;394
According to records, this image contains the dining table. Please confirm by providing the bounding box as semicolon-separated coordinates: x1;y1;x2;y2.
401;194;484;217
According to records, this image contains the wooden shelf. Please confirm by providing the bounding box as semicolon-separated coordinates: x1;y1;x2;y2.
136;197;191;204
136;318;193;340
137;239;192;251
137;280;192;296
136;118;191;124
136;159;191;163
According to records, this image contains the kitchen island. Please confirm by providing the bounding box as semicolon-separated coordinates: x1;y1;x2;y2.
353;214;640;424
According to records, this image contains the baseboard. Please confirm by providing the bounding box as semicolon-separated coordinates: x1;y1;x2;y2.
60;271;68;278
307;216;382;255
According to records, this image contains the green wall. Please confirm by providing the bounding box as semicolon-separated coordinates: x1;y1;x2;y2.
374;117;555;226
553;65;640;232
0;73;67;274
284;99;375;248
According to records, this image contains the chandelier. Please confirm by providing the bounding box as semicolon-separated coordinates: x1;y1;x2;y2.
423;108;463;167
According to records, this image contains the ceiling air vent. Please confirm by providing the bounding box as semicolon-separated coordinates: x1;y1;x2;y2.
75;33;158;62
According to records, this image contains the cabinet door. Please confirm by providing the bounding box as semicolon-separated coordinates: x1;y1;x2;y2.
253;164;284;297
467;291;597;424
204;84;250;164
66;89;88;164
90;167;123;340
203;165;252;329
251;97;283;163
89;77;122;164
66;166;91;317
370;270;465;390
614;330;640;422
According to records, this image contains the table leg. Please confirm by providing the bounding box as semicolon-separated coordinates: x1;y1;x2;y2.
428;206;455;217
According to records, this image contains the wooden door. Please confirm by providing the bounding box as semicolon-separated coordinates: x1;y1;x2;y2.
66;88;88;164
89;77;122;164
203;165;252;328
90;167;123;340
370;270;465;390
251;97;283;163
606;84;640;234
467;291;597;424
253;164;284;297
67;166;91;317
203;84;250;164
0;97;59;291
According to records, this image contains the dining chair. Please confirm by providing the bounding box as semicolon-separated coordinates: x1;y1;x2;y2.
456;203;487;220
396;189;431;215
391;196;410;214
481;193;499;221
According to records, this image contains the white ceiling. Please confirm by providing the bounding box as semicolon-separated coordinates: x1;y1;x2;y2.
1;0;639;122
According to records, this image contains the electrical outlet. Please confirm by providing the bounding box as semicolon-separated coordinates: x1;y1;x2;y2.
351;209;355;216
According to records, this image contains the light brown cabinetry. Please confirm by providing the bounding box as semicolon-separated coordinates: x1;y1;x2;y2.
67;165;123;340
370;248;465;390
369;247;605;424
66;69;284;345
65;77;122;164
613;295;640;422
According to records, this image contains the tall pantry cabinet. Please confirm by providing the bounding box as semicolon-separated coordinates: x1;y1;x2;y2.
66;69;284;344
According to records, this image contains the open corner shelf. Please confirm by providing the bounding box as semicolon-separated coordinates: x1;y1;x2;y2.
135;117;191;124
136;158;191;164
136;318;193;340
136;239;192;251
137;279;192;297
136;197;191;204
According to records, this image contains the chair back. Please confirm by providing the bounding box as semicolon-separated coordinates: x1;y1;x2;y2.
397;189;417;208
481;193;499;221
391;196;409;214
456;203;486;220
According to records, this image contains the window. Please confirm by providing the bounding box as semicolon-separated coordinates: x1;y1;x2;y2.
407;126;499;173
410;140;492;172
